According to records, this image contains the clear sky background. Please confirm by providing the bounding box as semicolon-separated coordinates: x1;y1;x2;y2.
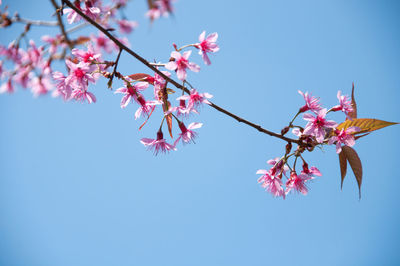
1;0;400;265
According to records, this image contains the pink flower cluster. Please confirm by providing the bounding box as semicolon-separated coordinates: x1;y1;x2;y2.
0;0;138;99
120;31;219;154
257;159;321;198
146;0;175;21
257;89;359;198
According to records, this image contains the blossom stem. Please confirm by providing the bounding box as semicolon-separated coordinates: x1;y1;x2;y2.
62;0;301;145
177;44;195;52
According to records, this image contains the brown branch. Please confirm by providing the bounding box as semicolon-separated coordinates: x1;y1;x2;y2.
50;0;73;50
62;0;300;144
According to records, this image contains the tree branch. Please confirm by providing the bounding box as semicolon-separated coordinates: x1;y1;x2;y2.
62;0;300;144
50;0;73;50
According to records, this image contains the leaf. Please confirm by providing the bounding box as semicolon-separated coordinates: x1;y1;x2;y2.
165;101;173;138
342;146;363;199
346;82;357;120
166;88;175;94
128;73;152;82
72;36;90;45
337;118;398;134
338;150;348;190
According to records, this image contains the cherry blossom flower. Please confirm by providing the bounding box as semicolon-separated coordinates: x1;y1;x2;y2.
267;157;289;177
171;99;193;117
71;87;97;103
30;75;53;97
298;90;322;113
13;66;31;88
114;81;148;108
117;19;138;34
134;96;160;119
174;122;202;146
0;79;14;94
141;130;176;155
328;127;360;153
303;108;337;143
64;0;101;24
256;169;285;198
176;88;213;112
52;71;72;100
195;31;219;65
301;162;322;180
165;51;200;81
65;60;96;89
91;33;116;54
72;44;101;63
285;171;310;195
42;35;66;55
146;8;161;21
331;90;353;118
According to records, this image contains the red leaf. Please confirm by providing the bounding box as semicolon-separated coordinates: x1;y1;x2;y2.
128;73;152;83
342;146;363;199
346;82;357;120
338;150;347;190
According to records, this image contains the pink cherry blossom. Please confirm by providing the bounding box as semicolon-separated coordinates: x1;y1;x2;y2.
298;90;322;113
72;44;101;63
171;99;193;117
52;71;72;100
303;108;338;143
267;157;289;177
91;33;117;54
146;7;161;21
285;171;310;195
71;88;97;103
64;0;101;24
13;66;31;88
140;130;176;155
30;75;53;97
328;126;360;153
195;31;219;65
0;79;14;94
117;19;138;34
256;169;285;198
134;96;160;120
65;60;96;89
176;88;213;112
331;90;353;118
165;51;200;81
114;81;148;108
174;122;202;146
301;162;322;180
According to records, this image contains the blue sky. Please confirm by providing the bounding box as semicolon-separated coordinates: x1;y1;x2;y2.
1;0;400;265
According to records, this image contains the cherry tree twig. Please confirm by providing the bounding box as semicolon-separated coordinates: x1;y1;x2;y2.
50;0;73;50
62;0;300;144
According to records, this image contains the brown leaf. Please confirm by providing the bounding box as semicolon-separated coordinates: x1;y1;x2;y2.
342;146;363;198
337;118;398;134
165;101;173;138
72;36;90;45
346;82;357;120
338;150;347;190
128;73;152;82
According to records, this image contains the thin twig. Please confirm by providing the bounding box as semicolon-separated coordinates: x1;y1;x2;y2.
62;0;300;144
108;48;123;89
66;22;88;34
12;17;59;26
50;0;73;50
